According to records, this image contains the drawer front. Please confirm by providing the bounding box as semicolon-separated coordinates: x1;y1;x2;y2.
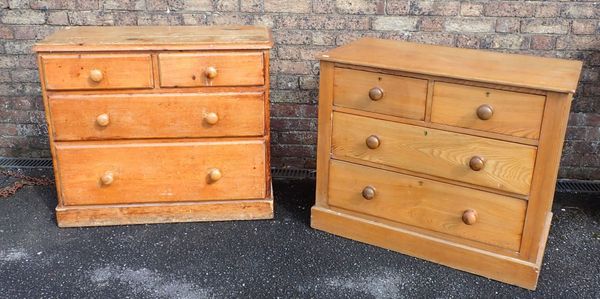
431;82;545;139
334;68;428;120
49;92;265;140
158;52;264;87
41;54;153;90
328;160;526;251
331;112;536;195
55;140;266;205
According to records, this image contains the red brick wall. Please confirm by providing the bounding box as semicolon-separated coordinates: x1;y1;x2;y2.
0;0;598;179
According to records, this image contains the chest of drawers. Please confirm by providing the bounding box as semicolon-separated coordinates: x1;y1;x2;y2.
311;38;582;289
34;26;273;227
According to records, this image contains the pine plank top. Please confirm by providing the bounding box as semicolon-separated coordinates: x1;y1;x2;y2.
319;38;582;93
34;26;272;52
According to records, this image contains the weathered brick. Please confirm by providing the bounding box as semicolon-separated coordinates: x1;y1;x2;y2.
572;19;598;35
418;16;444;32
146;0;168;11
482;34;528;50
535;3;561;18
214;0;238;11
386;0;409;15
409;32;454;46
335;0;384;15
445;18;494;33
460;2;484;17
240;0;262;12
68;11;115;25
1;10;46;25
103;0;145;10
456;34;481;48
563;3;598;19
372;16;418;31
556;36;600;50
521;19;569;34
495;18;520;33
30;0;99;10
531;35;556;50
484;1;536;17
264;0;311;13
0;26;13;39
313;1;335;14
47;11;69;25
410;0;459;16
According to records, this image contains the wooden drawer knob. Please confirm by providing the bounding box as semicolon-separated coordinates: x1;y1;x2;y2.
89;69;103;83
366;135;380;149
100;171;114;185
208;168;222;183
204;112;219;125
476;104;494;120
205;66;218;79
362;186;376;200
368;87;384;101
462;209;478;225
469;156;485;171
96;113;110;127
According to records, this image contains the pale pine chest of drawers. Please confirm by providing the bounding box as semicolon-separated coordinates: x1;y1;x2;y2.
34;26;273;227
311;38;582;289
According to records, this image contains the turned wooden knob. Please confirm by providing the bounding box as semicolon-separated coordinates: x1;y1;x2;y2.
205;112;219;125
368;87;384;101
96;113;110;127
469;156;485;171
89;69;103;83
362;186;376;200
476;104;494;120
205;66;218;79
100;171;114;185
462;209;478;225
208;168;222;183
365;135;380;149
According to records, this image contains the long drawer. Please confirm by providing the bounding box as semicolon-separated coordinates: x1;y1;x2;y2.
327;160;526;251
55;140;266;205
41;54;153;90
158;52;264;87
331;112;537;195
49;92;265;140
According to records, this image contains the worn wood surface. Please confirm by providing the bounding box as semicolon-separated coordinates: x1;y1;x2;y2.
158;52;264;87
41;54;153;90
328;160;526;251
333;67;428;120
331;112;537;195
320;38;582;93
432;82;546;139
34;26;273;52
55;140;266;206
49;92;265;140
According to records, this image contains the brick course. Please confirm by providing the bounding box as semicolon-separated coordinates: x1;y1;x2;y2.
0;0;598;179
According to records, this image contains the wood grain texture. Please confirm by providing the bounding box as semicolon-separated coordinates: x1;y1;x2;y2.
34;26;273;52
431;82;546;139
315;61;335;208
158;52;264;87
333;67;428;120
520;93;573;261
49;92;265;140
320;38;582;93
311;207;542;290
55;139;266;205
328;160;526;251
57;197;273;227
331;112;537;195
41;54;153;90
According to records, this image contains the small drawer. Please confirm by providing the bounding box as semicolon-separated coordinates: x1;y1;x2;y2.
41;54;153;90
49;92;265;141
431;82;545;139
158;52;264;87
55;140;267;205
331;112;537;195
333;68;428;120
328;160;526;251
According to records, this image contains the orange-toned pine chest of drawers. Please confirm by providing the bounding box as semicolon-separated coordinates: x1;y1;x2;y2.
311;38;582;289
34;26;273;227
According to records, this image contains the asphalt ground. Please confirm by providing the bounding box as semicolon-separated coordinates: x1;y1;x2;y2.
1;169;599;298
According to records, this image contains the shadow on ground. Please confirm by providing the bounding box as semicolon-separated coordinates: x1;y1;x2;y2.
1;169;599;298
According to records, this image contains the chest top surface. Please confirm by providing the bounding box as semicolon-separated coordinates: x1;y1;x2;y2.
319;38;582;93
34;25;273;52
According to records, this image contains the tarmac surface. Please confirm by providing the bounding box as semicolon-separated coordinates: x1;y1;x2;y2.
1;169;599;298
